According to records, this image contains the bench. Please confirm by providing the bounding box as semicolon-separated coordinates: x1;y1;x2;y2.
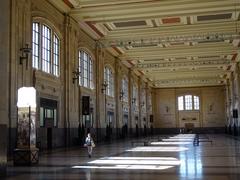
157;135;169;141
131;141;149;146
193;135;213;146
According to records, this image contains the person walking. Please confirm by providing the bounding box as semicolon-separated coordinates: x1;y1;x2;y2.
85;133;95;158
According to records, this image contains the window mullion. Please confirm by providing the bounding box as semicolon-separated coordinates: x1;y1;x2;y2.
39;23;42;71
51;32;53;75
183;96;186;110
88;58;90;88
50;30;52;74
192;95;194;110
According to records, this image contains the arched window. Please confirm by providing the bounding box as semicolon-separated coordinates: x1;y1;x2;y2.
121;77;128;102
104;66;114;97
32;22;60;76
79;50;93;89
141;88;146;108
132;83;138;107
178;95;200;111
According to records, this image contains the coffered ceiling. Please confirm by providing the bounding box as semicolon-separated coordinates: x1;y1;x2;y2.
49;0;240;88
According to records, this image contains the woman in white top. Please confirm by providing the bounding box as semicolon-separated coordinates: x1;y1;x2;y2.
85;133;95;158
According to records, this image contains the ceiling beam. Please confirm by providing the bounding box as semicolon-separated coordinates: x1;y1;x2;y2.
103;21;240;40
69;0;239;22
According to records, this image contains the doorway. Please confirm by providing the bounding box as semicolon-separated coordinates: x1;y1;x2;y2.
47;128;52;150
40;98;58;150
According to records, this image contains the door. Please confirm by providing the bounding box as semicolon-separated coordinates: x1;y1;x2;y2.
40;98;58;150
47;128;52;150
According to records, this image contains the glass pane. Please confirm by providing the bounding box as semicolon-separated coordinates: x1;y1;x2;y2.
78;51;82;85
79;51;93;88
42;25;51;73
46;109;53;118
185;95;193;110
53;34;60;77
32;22;39;69
194;96;200;110
111;69;114;96
54;109;57;127
104;67;114;96
40;107;44;126
123;78;128;102
178;96;184;111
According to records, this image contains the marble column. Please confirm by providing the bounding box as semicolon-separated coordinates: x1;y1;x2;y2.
137;77;142;132
95;41;104;141
229;72;235;134
63;14;72;146
225;79;231;133
128;70;133;134
237;63;240;134
233;63;240;135
145;84;150;133
114;59;120;138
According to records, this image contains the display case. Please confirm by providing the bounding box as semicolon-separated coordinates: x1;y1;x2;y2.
14;87;39;166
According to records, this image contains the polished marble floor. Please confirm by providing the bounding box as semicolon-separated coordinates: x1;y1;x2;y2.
4;134;240;180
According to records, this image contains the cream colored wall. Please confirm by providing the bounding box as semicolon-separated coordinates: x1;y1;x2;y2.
8;0;154;141
202;87;225;127
154;89;176;128
154;86;225;128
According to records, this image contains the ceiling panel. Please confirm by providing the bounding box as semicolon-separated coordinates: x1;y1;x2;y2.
52;0;240;88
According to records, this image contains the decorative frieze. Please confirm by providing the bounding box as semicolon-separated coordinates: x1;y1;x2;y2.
155;78;222;88
136;59;230;69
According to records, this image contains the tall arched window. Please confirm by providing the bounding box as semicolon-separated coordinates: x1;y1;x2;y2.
79;50;93;89
121;77;128;102
32;22;60;76
104;66;114;97
141;88;146;109
178;95;200;111
132;83;138;107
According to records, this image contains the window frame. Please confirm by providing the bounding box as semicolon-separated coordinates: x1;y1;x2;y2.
104;66;114;97
79;50;94;89
177;94;200;111
121;77;128;102
132;83;138;107
32;22;60;77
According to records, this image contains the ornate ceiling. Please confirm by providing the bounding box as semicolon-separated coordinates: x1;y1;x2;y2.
49;0;240;88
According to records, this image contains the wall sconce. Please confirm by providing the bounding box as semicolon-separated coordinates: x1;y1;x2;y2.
119;90;124;100
132;98;136;104
20;44;32;69
72;68;81;84
101;81;108;93
165;106;169;113
140;102;145;107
